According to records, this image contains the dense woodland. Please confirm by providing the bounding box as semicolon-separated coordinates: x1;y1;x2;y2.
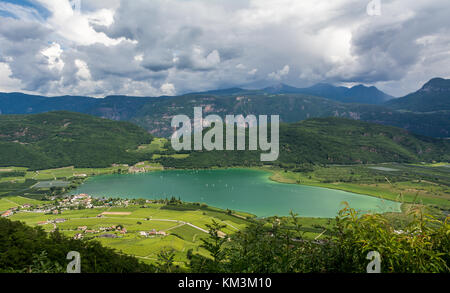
158;118;450;169
0;111;153;170
0;112;449;170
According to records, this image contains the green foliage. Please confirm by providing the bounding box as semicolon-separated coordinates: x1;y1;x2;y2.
188;207;450;273
0;218;156;273
158;118;450;169
156;248;178;273
189;220;227;273
333;204;450;273
0;111;153;170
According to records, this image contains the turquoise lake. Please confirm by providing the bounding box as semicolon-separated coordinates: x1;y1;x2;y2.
71;169;402;218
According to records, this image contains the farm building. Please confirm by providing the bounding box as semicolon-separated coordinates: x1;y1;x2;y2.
1;211;13;217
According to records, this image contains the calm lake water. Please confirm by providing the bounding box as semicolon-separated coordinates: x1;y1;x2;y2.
71;169;401;218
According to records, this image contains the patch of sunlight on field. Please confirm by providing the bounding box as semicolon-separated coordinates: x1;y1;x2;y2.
22;166;125;181
9;212;49;225
170;224;207;243
0;199;18;212
0;196;45;212
152;154;190;160
6;196;45;205
97;235;187;257
133;138;168;154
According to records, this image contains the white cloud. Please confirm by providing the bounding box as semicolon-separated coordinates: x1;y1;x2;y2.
268;65;290;80
41;42;64;72
0;62;23;92
160;83;176;96
35;0;131;46
75;59;91;80
0;0;449;96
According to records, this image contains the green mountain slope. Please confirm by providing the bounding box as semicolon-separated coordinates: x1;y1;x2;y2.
0;112;448;170
129;93;450;138
1;79;449;138
0;111;153;169
158;118;450;168
386;78;450;112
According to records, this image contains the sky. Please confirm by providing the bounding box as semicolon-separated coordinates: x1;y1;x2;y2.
0;0;449;98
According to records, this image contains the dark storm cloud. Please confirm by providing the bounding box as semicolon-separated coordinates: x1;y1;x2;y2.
0;0;449;97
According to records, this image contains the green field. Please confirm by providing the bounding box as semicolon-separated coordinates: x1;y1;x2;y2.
131;138;168;154
269;163;450;209
0;196;46;213
8;203;254;266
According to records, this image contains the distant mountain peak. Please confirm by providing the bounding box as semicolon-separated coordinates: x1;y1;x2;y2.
420;77;450;93
386;77;450;112
258;82;392;104
351;84;375;89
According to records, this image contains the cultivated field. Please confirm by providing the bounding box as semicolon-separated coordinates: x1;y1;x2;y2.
7;202;252;266
270;163;450;210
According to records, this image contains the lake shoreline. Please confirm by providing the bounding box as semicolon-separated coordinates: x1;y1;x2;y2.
155;165;408;207
71;168;402;218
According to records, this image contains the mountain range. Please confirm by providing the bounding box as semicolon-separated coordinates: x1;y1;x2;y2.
261;83;394;104
0;78;449;138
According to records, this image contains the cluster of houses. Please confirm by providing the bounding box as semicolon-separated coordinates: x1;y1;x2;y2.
36;218;67;225
73;224;127;240
139;229;167;237
77;224;128;234
1;203;37;218
2;193;175;243
60;193;93;209
1;194;96;217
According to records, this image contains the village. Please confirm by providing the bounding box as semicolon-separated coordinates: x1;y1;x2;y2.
1;193;170;241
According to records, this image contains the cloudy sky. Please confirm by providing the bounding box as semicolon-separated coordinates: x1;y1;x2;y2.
0;0;449;97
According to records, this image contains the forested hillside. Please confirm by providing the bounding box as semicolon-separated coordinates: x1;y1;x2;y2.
1;112;448;171
0;111;152;169
158;118;450;168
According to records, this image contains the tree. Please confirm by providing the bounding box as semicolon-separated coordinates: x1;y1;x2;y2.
156;248;176;273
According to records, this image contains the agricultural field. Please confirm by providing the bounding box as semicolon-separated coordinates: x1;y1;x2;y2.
0;164;164;200
0;166;126;183
7;202;254;266
0;196;46;213
131;138;169;154
270;163;450;210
